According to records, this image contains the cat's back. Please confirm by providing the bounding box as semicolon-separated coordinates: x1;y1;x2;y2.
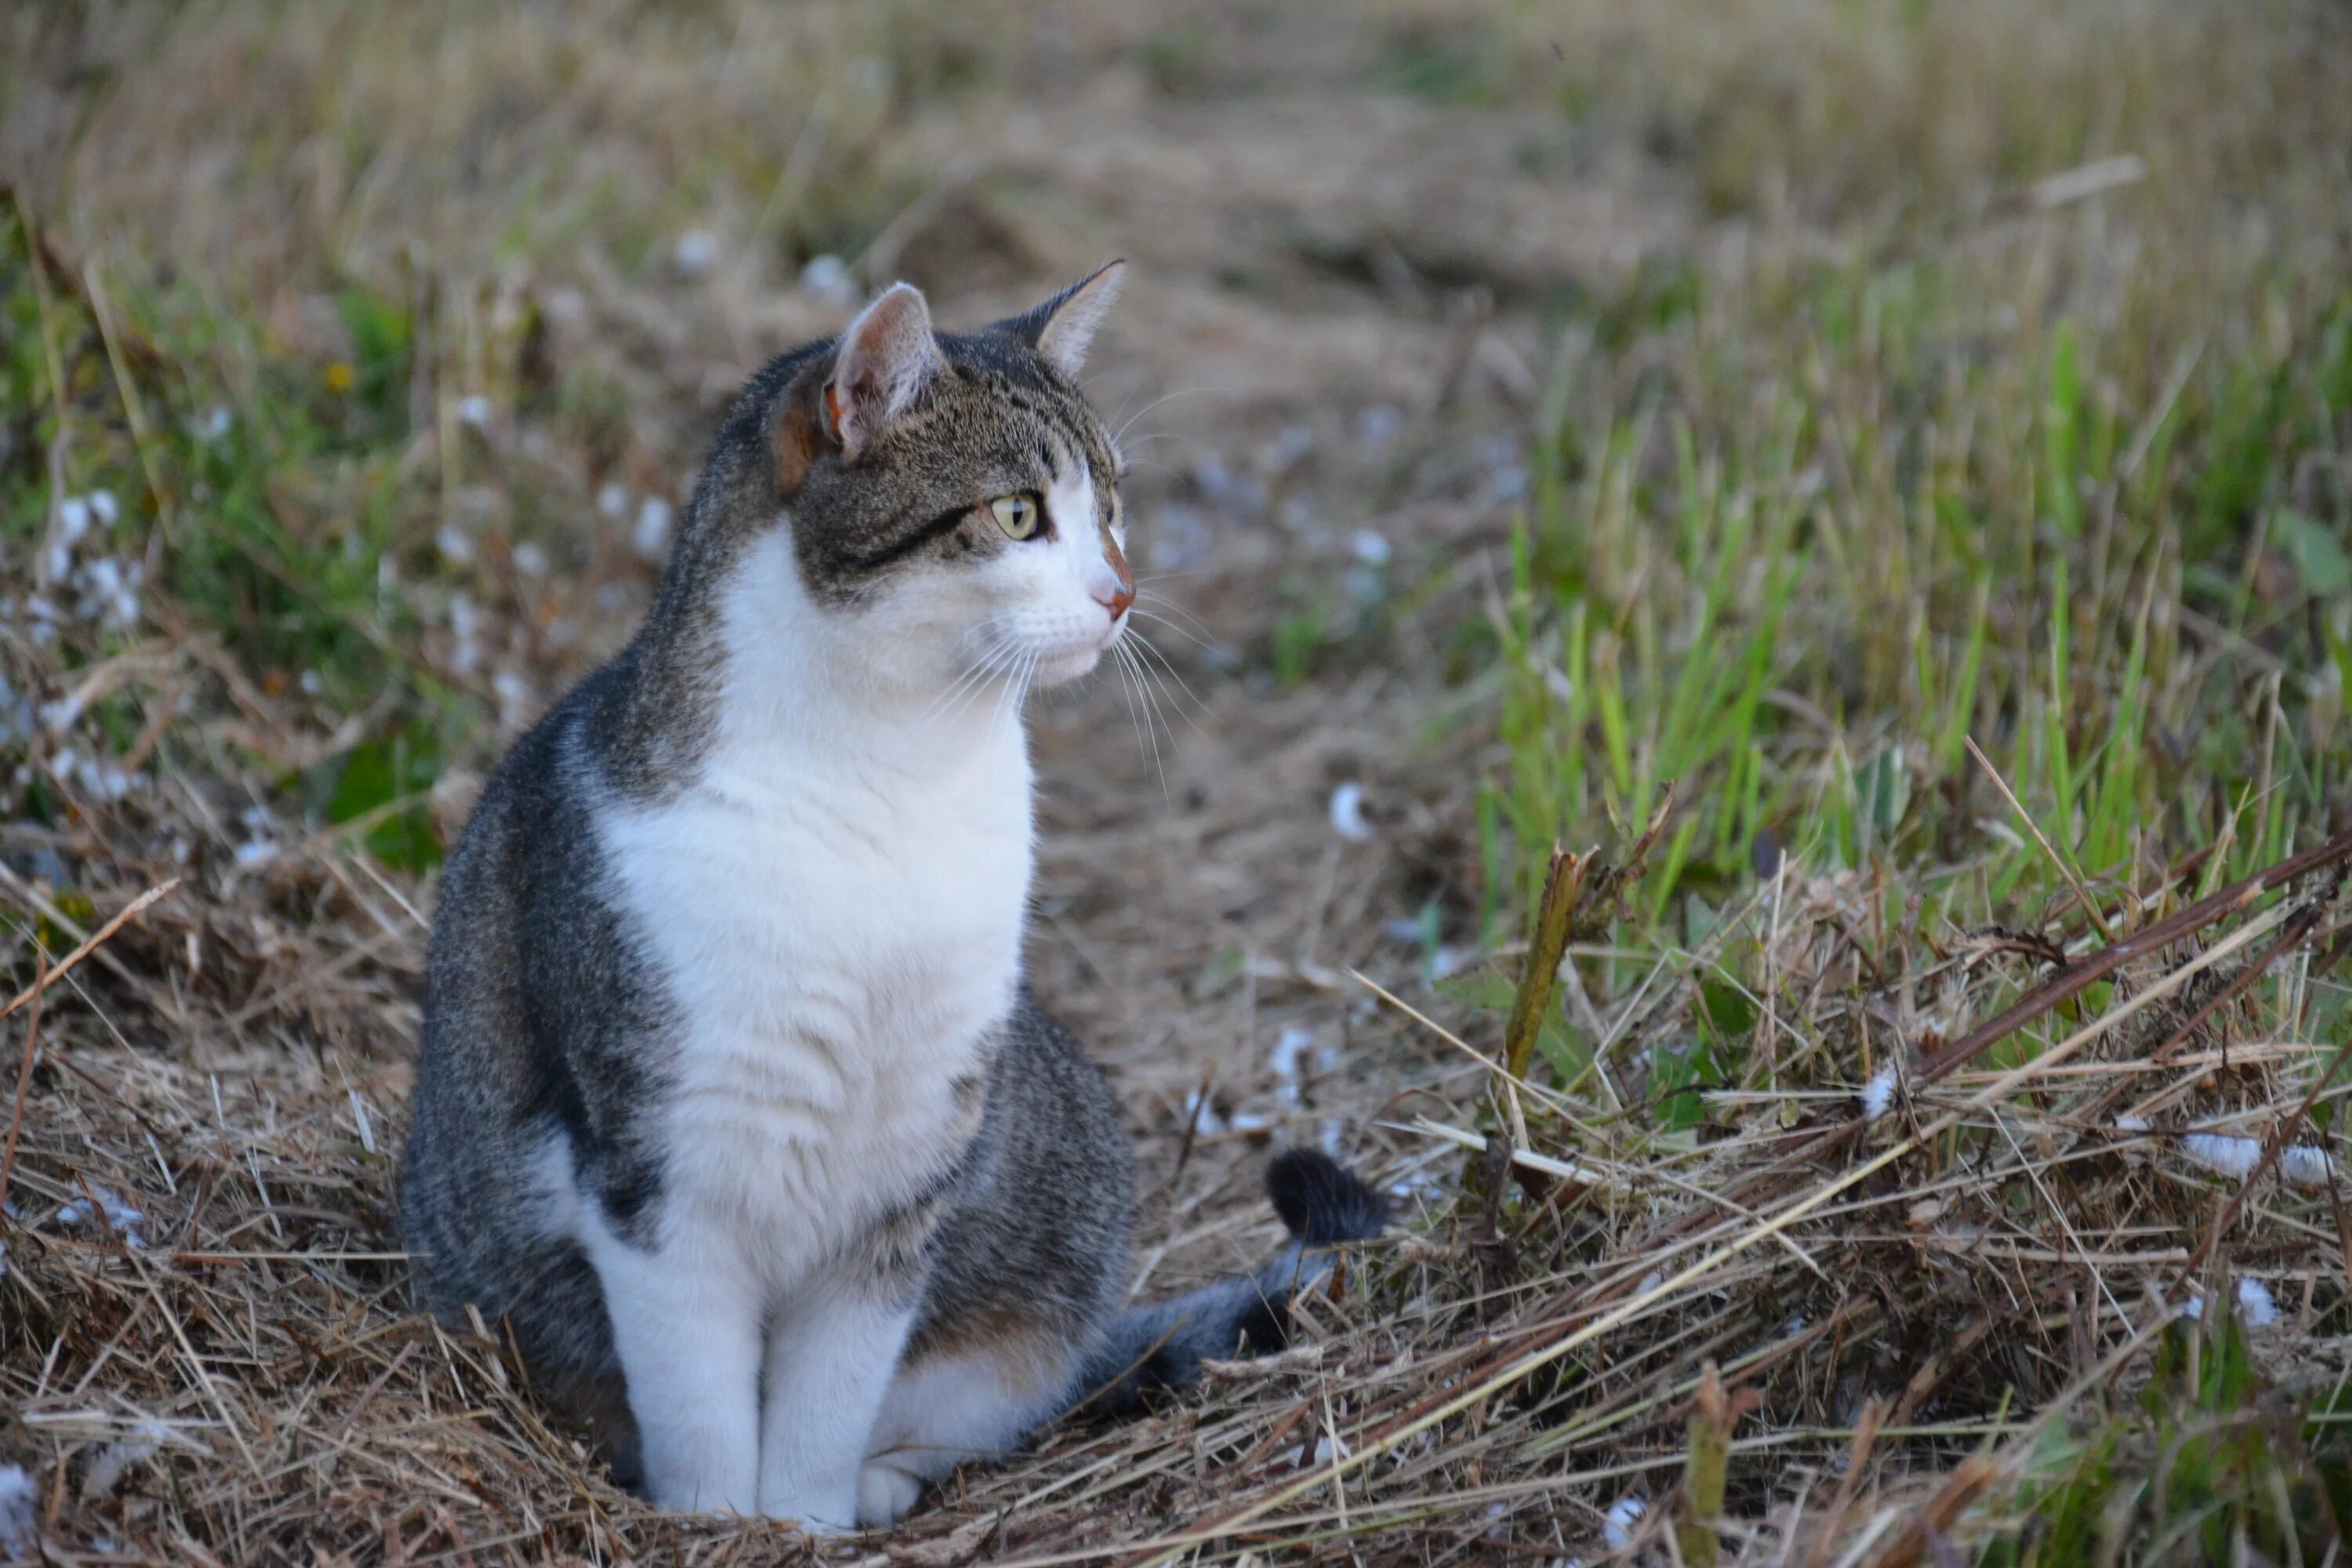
419;666;613;1076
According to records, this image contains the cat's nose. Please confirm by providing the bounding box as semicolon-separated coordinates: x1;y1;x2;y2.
1097;584;1134;619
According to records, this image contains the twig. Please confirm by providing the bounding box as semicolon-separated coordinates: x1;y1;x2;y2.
0;946;48;1212
1501;845;1588;1086
0;879;180;1024
1966;737;2114;945
1922;827;2352;1083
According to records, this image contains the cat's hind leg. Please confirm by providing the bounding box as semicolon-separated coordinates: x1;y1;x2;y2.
857;1329;1078;1527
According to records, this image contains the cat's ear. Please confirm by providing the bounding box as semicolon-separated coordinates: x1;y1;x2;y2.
995;260;1124;378
824;283;942;462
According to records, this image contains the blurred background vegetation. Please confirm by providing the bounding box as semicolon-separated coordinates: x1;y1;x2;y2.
4;1;2351;1561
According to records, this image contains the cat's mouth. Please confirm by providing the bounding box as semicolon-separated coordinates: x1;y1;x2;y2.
1031;632;1117;688
965;608;1128;694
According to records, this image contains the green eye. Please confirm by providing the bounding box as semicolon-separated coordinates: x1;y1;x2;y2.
988;493;1041;540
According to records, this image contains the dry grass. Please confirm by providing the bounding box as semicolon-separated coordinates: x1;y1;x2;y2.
4;1;2351;1563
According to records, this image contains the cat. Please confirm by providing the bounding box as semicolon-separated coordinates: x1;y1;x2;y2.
398;263;1387;1533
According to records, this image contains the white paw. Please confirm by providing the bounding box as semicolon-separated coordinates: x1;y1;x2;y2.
762;1501;855;1537
856;1461;927;1529
758;1484;858;1535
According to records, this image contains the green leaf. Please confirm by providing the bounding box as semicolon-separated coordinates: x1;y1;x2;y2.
1438;967;1519;1013
1697;975;1758;1042
2272;508;2352;599
325;726;445;873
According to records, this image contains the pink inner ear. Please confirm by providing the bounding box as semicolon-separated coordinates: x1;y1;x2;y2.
830;285;940;455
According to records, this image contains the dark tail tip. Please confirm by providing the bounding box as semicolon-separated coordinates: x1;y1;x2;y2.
1267;1148;1389;1247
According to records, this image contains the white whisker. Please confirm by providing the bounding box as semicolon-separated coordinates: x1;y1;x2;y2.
920;628;1020;728
1112;386;1229;448
1128;605;1221;656
1112;641;1171;798
1123;628;1210;735
1118;645;1169;797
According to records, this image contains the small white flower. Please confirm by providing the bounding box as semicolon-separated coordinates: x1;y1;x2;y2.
42;544;70;581
299;670;323;695
1602;1494;1646;1551
0;1464;36;1558
76;757;135;801
493;669;531;727
673;230;721;278
2238;1277;2279;1327
1349;529;1392;567
2282;1144;2337;1186
2179;1132;2261;1178
233;838;278;869
1387;1167;1445;1200
437;524;475;565
597;481;630;519
194;404;233;441
633;496;673;562
1328;781;1374;841
1860;1065;1898;1121
799;253;856;307
1180;1090;1228;1136
81;1419;168;1500
1263;423;1314;474
455;394;493;429
89;489;118;524
450;593;481;675
55;1185;145;1246
57;495;91;543
1269;1025;1316;1107
511;541;550;579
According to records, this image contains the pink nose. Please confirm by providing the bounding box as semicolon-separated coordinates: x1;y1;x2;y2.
1098;584;1134;619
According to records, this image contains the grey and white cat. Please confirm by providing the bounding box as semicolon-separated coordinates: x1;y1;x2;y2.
399;264;1385;1532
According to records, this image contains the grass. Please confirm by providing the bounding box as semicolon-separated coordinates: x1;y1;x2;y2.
3;0;2351;1563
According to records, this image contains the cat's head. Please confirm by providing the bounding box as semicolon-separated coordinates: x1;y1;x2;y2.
755;263;1134;695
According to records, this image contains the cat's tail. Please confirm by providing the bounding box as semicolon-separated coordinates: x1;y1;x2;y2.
1072;1149;1388;1419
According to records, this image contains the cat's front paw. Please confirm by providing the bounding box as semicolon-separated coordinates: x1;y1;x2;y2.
758;1483;859;1535
856;1461;927;1529
763;1504;855;1537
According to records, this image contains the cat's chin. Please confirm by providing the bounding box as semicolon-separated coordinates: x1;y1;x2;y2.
1030;643;1110;688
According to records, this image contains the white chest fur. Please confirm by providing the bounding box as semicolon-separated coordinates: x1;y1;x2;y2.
586;528;1037;1279
594;720;1031;1270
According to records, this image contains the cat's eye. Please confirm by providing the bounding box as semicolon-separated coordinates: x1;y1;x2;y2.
988;493;1043;541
